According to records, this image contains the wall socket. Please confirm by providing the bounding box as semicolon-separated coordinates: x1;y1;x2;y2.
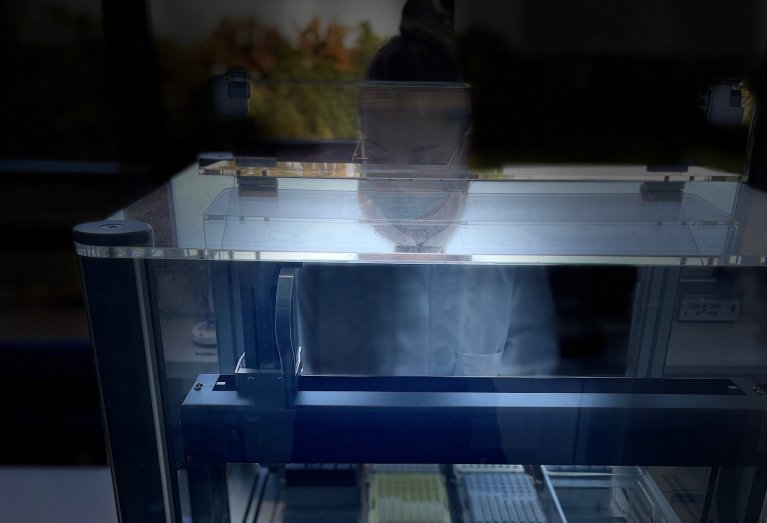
678;295;741;322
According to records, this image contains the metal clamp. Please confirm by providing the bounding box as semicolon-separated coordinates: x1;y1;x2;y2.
275;267;299;397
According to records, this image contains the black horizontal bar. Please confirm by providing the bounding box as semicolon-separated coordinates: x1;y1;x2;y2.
297;376;744;396
0;159;121;176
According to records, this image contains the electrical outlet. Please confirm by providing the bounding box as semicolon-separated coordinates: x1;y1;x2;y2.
678;295;741;322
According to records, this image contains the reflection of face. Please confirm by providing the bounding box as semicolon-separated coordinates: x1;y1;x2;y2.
356;84;472;251
357;83;472;166
357;126;470;251
358;179;468;252
362;112;468;165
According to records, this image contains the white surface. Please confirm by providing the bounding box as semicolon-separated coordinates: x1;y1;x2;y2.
0;467;117;523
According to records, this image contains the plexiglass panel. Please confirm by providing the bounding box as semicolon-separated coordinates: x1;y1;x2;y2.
201;178;741;264
296;264;559;376
74;165;767;267
78;3;767;522
79;233;767;523
665;267;767;380
293;263;767;380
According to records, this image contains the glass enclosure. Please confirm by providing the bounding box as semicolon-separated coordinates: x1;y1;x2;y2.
74;1;767;522
75;165;767;522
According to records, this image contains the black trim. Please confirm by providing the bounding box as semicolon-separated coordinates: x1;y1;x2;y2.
297;375;745;395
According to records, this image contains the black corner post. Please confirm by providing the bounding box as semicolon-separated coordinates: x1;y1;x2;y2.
74;220;179;523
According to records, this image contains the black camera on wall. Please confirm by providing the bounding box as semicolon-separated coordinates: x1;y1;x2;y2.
211;67;250;118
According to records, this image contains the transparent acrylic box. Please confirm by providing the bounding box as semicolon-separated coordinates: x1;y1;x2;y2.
202;176;741;266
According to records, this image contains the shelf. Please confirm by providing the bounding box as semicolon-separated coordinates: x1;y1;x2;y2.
74;165;767;266
199;158;742;183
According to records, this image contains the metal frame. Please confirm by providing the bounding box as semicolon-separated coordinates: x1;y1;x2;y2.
182;373;767;467
627;266;680;378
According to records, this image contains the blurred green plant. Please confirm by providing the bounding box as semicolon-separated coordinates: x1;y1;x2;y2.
158;17;384;142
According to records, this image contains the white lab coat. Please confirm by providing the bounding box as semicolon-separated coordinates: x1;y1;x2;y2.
297;264;559;376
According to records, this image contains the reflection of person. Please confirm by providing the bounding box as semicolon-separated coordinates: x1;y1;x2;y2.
299;265;558;376
365;0;461;83
357;82;471;252
297;0;558;376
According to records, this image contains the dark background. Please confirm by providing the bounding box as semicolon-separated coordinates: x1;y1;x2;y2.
0;0;166;465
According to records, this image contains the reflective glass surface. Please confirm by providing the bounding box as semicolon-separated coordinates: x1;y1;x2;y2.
76;2;767;521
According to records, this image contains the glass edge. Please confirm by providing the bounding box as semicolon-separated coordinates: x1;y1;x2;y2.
73;244;767;267
199;162;745;182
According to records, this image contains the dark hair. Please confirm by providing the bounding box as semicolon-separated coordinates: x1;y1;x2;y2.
365;0;461;82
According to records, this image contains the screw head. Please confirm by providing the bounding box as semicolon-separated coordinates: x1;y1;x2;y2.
247;376;255;383
194;383;203;391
